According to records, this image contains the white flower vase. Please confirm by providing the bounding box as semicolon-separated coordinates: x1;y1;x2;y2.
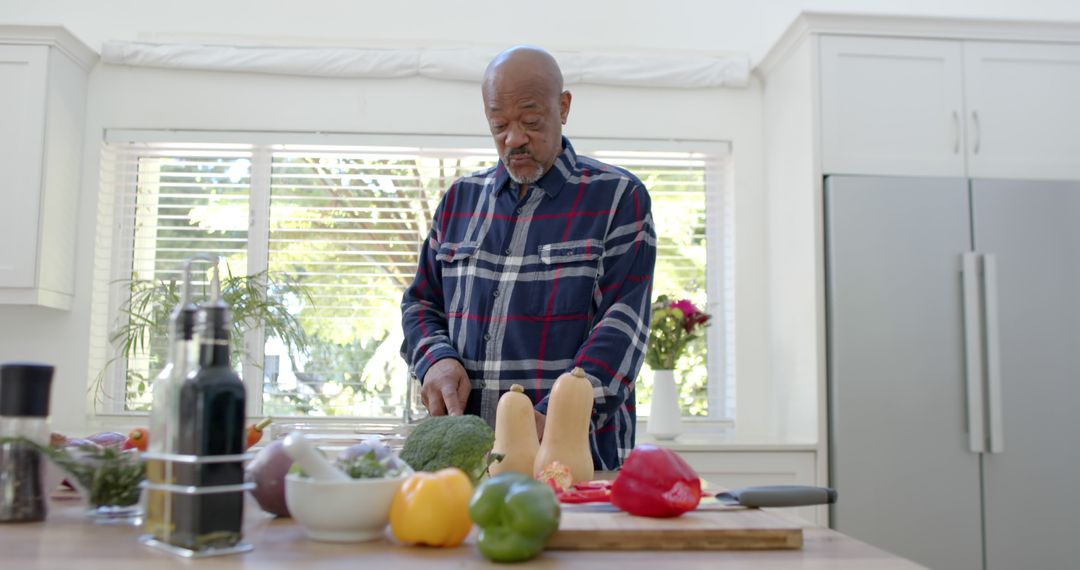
647;369;682;440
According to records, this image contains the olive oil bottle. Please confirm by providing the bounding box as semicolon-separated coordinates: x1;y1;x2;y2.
171;271;246;552
144;256;204;541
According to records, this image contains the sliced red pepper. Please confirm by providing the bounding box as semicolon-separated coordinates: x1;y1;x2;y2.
571;481;611;491
610;444;702;517
558;488;612;504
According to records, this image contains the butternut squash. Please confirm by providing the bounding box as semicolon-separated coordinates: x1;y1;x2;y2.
489;384;539;476
533;367;595;482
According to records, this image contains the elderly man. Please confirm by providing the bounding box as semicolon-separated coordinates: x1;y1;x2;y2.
400;45;656;470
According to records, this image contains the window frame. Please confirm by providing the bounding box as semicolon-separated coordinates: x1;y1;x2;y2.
92;129;734;427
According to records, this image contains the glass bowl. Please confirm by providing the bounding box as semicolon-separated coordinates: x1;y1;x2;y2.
44;444;146;524
267;420;407;455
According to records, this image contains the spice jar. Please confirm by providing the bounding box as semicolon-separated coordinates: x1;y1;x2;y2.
0;363;55;523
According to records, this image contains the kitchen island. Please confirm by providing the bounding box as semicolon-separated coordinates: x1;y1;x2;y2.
2;499;924;569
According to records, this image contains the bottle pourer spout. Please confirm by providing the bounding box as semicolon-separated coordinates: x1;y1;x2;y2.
209;259;222;303
181;253;221;306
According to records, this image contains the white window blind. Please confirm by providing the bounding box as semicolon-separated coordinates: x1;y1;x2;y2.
91;134;732;421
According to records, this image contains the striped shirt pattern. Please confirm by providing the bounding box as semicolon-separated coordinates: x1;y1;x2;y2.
400;137;656;469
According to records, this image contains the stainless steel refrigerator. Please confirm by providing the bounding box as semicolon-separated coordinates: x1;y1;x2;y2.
825;176;1080;570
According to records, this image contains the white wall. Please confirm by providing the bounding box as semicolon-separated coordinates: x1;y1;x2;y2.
4;0;1080;63
763;41;821;444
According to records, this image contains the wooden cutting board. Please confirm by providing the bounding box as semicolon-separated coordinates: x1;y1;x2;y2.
547;504;804;551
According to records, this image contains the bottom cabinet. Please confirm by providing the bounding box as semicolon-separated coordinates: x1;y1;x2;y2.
675;450;821;525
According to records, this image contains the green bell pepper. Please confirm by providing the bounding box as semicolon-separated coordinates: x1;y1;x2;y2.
469;472;562;563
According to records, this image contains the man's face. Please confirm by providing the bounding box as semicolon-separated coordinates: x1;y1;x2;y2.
483;81;571;185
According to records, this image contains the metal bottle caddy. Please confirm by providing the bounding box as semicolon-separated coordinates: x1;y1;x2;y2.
138;255;255;558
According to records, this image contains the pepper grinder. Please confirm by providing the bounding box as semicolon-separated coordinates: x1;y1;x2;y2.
0;363;55;523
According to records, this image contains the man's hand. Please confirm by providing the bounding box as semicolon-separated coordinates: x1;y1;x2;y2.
420;358;471;416
534;410;546;442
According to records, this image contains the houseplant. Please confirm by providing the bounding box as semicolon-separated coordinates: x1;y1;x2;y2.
645;296;711;440
94;268;310;407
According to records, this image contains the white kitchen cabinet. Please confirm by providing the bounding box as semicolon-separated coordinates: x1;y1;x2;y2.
964;41;1080;180
819;34;1080;180
645;443;822;525
0;26;96;309
820;36;966;177
678;450;821;525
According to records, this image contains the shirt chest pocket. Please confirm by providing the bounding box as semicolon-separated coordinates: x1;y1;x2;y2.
523;239;604;317
435;243;478;305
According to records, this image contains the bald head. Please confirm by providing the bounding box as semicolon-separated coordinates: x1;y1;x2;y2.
482;46;572;186
482;45;564;98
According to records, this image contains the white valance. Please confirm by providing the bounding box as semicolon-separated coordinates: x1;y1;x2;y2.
100;42;749;89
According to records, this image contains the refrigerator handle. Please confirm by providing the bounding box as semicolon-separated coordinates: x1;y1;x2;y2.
961;253;986;453
952;110;960;155
972;110;982;155
982;254;1005;453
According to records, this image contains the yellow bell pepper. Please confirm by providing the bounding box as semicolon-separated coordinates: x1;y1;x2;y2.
390;468;473;547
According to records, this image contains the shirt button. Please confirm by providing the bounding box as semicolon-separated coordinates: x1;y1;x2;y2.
515;207;522;214
484;333;492;341
504;248;512;255
492;289;500;297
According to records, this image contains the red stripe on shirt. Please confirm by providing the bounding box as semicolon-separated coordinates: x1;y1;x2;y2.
447;312;588;323
579;355;632;386
439;183;457;238
537;169;591;399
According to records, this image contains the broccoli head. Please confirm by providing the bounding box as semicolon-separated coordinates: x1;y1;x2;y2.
399;415;500;484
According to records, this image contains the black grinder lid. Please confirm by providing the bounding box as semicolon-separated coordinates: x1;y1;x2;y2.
0;363;55;417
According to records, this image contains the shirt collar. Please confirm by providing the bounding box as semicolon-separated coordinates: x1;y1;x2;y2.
492;136;578;199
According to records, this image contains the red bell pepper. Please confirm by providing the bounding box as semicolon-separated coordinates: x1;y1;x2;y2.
610;444;702;517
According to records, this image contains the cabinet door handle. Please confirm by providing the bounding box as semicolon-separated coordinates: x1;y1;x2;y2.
961;253;986;453
952;110;960;154
982;254;1005;453
972;110;981;155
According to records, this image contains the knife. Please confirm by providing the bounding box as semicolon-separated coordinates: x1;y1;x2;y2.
715;485;837;508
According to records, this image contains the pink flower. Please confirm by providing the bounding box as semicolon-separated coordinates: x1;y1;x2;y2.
669;299;710;333
670;299;696;316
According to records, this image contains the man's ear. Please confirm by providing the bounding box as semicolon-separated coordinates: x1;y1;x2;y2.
559;91;572;125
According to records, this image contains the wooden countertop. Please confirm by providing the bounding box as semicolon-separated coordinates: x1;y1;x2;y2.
1;498;925;569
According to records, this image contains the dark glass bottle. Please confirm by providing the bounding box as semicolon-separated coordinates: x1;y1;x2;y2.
171;297;246;551
0;363;54;523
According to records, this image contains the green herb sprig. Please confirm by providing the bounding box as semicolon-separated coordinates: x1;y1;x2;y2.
36;441;146;507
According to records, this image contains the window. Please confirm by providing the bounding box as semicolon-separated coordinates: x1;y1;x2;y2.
92;132;733;423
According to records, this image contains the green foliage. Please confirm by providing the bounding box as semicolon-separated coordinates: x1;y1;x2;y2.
258;154;480;416
96;269;311;408
645;295;710;370
335;450;407;479
31;440;146;508
262;333;390;417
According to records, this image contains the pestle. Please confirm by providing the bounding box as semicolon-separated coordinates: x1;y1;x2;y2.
282;432;349;481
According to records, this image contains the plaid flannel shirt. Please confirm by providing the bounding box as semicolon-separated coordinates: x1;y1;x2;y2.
400;137;656;469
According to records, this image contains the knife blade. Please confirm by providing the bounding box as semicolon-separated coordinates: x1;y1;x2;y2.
715;485;837;508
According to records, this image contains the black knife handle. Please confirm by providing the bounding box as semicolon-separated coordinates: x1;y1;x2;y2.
721;485;838;507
